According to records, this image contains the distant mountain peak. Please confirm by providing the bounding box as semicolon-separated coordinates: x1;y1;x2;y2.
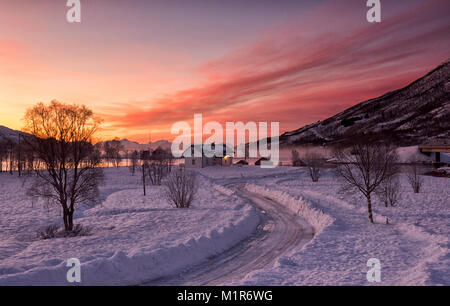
97;138;172;151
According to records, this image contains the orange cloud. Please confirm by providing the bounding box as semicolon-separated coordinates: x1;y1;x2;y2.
105;0;449;142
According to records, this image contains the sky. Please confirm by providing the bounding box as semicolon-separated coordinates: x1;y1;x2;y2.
0;0;449;142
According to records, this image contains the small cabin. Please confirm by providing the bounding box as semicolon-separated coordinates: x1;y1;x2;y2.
184;143;234;168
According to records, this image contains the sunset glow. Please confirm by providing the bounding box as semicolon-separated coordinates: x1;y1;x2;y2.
0;0;449;142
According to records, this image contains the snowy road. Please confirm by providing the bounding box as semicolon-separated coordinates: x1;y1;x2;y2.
143;185;314;286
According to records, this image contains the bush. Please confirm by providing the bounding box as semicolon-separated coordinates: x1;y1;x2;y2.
37;225;59;240
376;175;400;207
304;152;324;182
37;224;92;240
165;168;197;208
407;162;424;193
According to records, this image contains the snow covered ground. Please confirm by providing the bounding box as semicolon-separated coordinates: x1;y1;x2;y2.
0;168;259;285
0;164;448;286
228;168;449;286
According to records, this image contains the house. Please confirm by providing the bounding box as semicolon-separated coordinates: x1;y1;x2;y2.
419;144;450;166
184;143;234;168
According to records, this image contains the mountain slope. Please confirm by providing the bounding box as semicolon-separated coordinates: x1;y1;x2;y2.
0;126;171;150
281;60;450;146
0;126;30;143
96;138;171;151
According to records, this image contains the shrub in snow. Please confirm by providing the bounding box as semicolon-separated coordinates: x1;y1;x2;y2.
63;224;92;238
406;162;424;193
376;174;401;207
37;224;91;240
37;225;58;240
165;168;197;208
303;152;324;182
291;149;300;166
147;148;173;186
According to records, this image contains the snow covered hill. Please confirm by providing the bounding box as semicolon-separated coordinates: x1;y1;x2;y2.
280;60;450;146
96;138;171;151
0;126;30;143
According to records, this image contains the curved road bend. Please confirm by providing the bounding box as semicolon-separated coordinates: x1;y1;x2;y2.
142;185;314;286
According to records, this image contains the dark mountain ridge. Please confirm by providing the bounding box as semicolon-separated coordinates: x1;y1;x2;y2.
280;60;450;146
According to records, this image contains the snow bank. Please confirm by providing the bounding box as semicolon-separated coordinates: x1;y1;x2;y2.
236;170;449;285
396;146;430;163
245;183;333;235
0;169;260;286
197;165;298;179
213;183;235;196
395;145;450;163
392;222;448;285
0;206;259;286
438;167;450;174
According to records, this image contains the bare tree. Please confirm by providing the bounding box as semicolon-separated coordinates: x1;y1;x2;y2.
148;147;173;185
16;134;23;176
334;142;399;223
103;138;123;167
140;151;149;195
129;150;138;176
291;149;300;166
376;175;400;207
111;138;124;167
0;140;7;173
407;161;424;193
165;167;197;208
304;151;324;182
6;139;14;175
124;150;130;167
23;100;104;232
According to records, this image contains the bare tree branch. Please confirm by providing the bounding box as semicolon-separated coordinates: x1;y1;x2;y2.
22;100;104;232
334;141;399;223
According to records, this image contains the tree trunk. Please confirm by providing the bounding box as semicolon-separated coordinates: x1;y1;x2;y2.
68;211;74;231
367;194;374;223
142;164;146;196
63;210;70;231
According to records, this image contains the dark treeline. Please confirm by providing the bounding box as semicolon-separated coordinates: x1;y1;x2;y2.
0;136;42;176
0;137;174;176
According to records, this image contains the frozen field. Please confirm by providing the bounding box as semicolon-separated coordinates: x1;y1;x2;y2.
0;168;258;285
235;168;449;285
0;165;448;285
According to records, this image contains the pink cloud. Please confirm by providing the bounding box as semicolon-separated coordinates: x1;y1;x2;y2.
83;0;450;140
